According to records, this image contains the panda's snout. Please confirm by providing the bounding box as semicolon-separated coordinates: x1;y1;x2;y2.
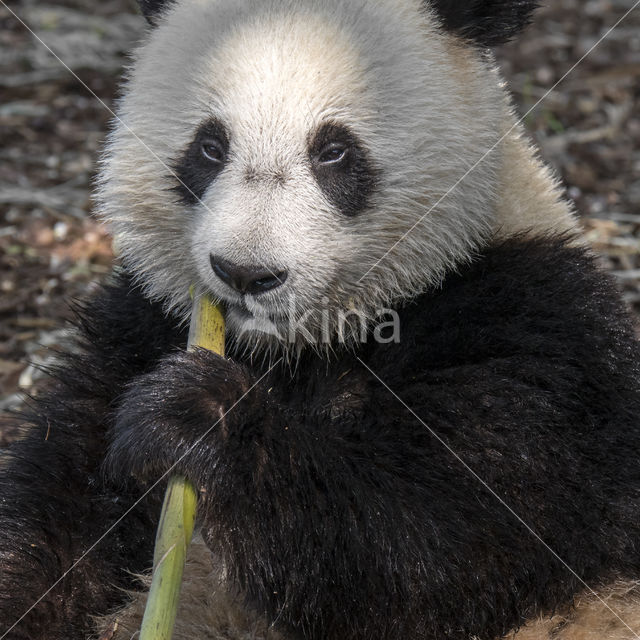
210;254;288;295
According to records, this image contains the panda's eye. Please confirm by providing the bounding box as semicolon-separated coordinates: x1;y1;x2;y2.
308;121;376;217
174;117;229;205
318;143;348;165
201;139;225;164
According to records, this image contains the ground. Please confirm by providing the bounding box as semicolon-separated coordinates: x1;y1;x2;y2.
1;0;639;443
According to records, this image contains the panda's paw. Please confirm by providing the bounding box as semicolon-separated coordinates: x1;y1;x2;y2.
104;349;259;484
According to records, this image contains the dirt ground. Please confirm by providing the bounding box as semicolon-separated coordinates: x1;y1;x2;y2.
1;0;639;442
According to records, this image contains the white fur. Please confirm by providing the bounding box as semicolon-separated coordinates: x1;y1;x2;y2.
97;0;570;360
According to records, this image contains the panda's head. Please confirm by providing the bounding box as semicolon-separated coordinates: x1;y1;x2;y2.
98;0;538;355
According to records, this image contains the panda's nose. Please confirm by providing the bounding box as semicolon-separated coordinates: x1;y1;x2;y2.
209;255;288;295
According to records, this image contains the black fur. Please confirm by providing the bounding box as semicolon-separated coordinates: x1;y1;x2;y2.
138;0;173;24
173;118;230;205
1;237;640;640
428;0;539;47
308;121;378;217
0;275;185;639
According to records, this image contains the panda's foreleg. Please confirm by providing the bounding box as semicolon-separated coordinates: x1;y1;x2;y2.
0;403;159;639
0;274;185;639
104;346;535;640
105;333;638;640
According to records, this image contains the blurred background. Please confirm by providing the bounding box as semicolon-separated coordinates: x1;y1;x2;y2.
1;0;639;438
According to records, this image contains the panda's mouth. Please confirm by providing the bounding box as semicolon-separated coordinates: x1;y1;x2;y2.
231;303;254;320
223;301;290;342
224;297;289;331
228;298;284;320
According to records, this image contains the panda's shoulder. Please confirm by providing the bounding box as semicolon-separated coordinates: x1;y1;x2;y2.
67;270;186;371
417;233;631;329
396;233;639;370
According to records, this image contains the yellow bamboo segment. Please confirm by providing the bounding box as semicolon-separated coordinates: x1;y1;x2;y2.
186;288;226;356
139;291;224;640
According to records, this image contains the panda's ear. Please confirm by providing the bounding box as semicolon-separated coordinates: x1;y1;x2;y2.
428;0;539;47
138;0;172;25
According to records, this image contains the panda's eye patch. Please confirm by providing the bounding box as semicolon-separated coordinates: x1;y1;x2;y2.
318;143;348;165
308;121;377;217
201;139;226;164
173;117;229;205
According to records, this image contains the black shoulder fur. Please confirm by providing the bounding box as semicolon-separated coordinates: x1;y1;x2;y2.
1;236;639;640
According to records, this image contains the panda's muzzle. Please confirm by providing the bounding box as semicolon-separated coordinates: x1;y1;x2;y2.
209;254;288;295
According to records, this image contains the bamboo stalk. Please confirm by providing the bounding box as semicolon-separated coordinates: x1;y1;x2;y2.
139;291;225;640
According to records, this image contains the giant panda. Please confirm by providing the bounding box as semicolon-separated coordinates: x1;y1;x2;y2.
1;0;640;639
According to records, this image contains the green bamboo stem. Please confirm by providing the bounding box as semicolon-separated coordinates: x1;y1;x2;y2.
138;475;197;640
139;291;224;640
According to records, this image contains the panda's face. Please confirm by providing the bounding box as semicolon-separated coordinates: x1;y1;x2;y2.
173;13;382;342
98;0;506;351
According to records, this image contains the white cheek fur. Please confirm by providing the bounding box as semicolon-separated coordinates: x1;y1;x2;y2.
96;0;577;360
